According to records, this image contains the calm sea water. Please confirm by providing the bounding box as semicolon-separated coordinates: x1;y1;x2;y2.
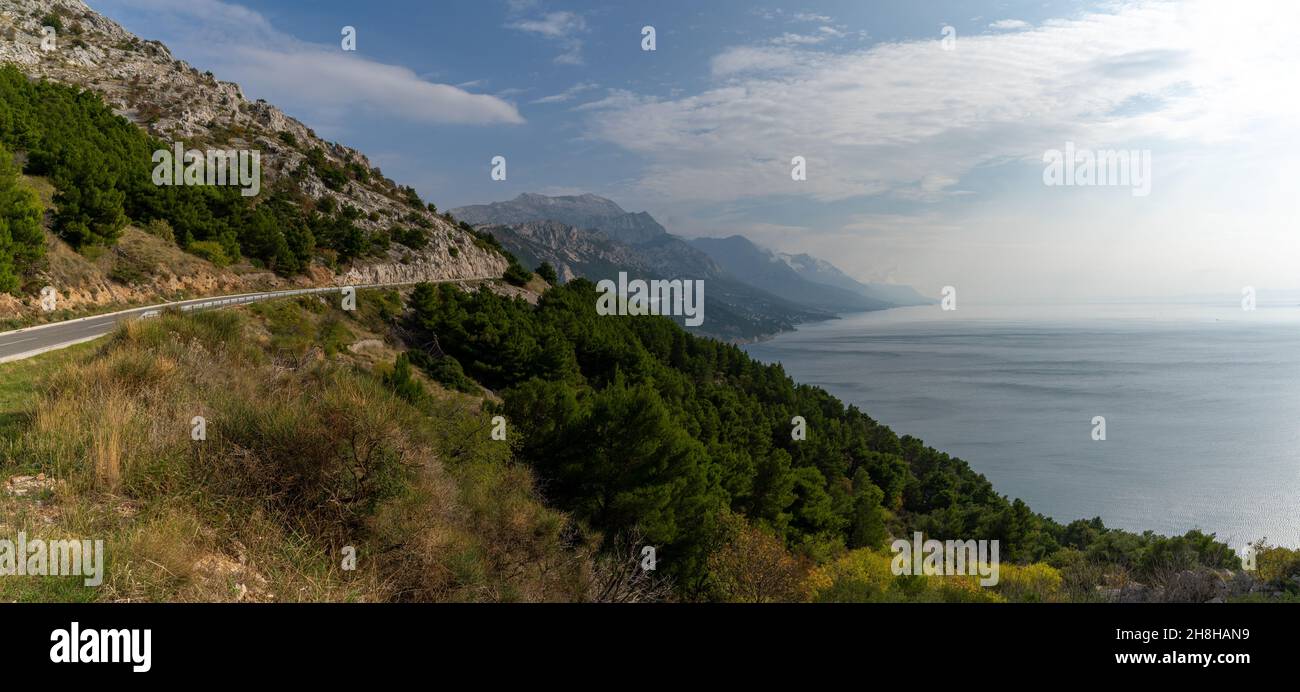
744;304;1300;549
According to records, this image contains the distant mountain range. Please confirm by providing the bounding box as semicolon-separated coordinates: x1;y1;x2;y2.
450;193;931;341
773;251;932;307
453;193;667;245
690;236;890;313
472;217;828;341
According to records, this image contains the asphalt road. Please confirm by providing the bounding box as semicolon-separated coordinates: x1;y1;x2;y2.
0;279;487;364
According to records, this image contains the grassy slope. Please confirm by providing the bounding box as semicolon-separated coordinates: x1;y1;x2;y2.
0;290;593;603
0;342;94;440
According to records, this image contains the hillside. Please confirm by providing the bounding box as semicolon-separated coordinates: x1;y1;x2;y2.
0;0;509;323
4;284;1294;602
0;172;286;328
0;289;616;602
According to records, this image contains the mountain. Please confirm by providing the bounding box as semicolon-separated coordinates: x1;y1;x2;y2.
451;193;933;340
452;194;721;281
776;252;933;306
453;193;667;245
479;219;831;341
478;220;647;283
452;195;839;341
689;236;892;313
0;0;507;323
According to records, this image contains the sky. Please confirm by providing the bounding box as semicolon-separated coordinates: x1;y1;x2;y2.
91;0;1300;303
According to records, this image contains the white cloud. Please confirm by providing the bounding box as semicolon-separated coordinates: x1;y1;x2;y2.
573;89;648;112
236;47;525;125
988;19;1031;30
710;46;806;76
582;0;1300;299
772;32;829;46
554;48;585;66
586;0;1300;205
771;25;847;45
506;10;588;64
531;81;599;104
507;10;586;38
95;0;523;126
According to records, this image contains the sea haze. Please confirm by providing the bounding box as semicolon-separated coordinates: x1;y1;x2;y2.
744;303;1300;549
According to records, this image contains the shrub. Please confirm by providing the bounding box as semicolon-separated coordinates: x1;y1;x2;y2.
707;512;808;602
995;562;1064;602
383;353;428;404
144;218;175;243
398;185;423;208
536;262;558;285
187;240;231;267
109;252;152;286
503;262;532;287
409;351;478;394
805;548;1003;603
390;226;429;250
1252;541;1300;592
214;373;415;538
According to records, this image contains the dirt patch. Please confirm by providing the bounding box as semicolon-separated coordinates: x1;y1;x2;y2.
191;552;272;602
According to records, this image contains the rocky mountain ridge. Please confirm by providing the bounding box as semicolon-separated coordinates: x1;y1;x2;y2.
485;220;834;341
453;193;668;246
0;0;506;305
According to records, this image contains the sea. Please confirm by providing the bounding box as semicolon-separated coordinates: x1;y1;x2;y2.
743;303;1300;549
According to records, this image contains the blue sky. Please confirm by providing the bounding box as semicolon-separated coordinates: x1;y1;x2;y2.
93;0;1300;302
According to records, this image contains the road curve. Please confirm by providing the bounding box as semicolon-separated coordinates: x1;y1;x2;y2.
0;278;490;365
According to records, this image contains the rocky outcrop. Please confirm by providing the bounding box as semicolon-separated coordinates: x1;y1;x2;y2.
339;243;506;286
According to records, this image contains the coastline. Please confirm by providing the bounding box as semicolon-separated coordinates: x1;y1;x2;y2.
742;304;1300;548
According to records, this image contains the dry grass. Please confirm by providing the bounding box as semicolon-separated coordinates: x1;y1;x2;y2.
1;303;595;602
